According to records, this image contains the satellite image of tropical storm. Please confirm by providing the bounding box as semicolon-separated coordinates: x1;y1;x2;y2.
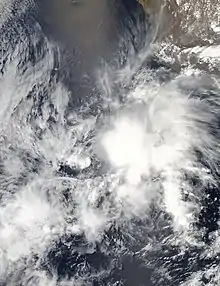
0;0;220;285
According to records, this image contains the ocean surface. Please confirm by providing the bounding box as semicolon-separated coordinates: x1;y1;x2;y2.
0;0;220;285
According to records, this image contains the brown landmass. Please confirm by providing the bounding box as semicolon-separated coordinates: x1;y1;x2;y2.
139;0;220;48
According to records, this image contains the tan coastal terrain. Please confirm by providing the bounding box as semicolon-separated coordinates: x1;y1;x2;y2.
139;0;220;75
139;0;220;47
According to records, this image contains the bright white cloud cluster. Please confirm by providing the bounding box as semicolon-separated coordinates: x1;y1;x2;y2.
1;1;220;285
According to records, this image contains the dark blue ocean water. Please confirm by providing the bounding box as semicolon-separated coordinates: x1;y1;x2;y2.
1;1;220;285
